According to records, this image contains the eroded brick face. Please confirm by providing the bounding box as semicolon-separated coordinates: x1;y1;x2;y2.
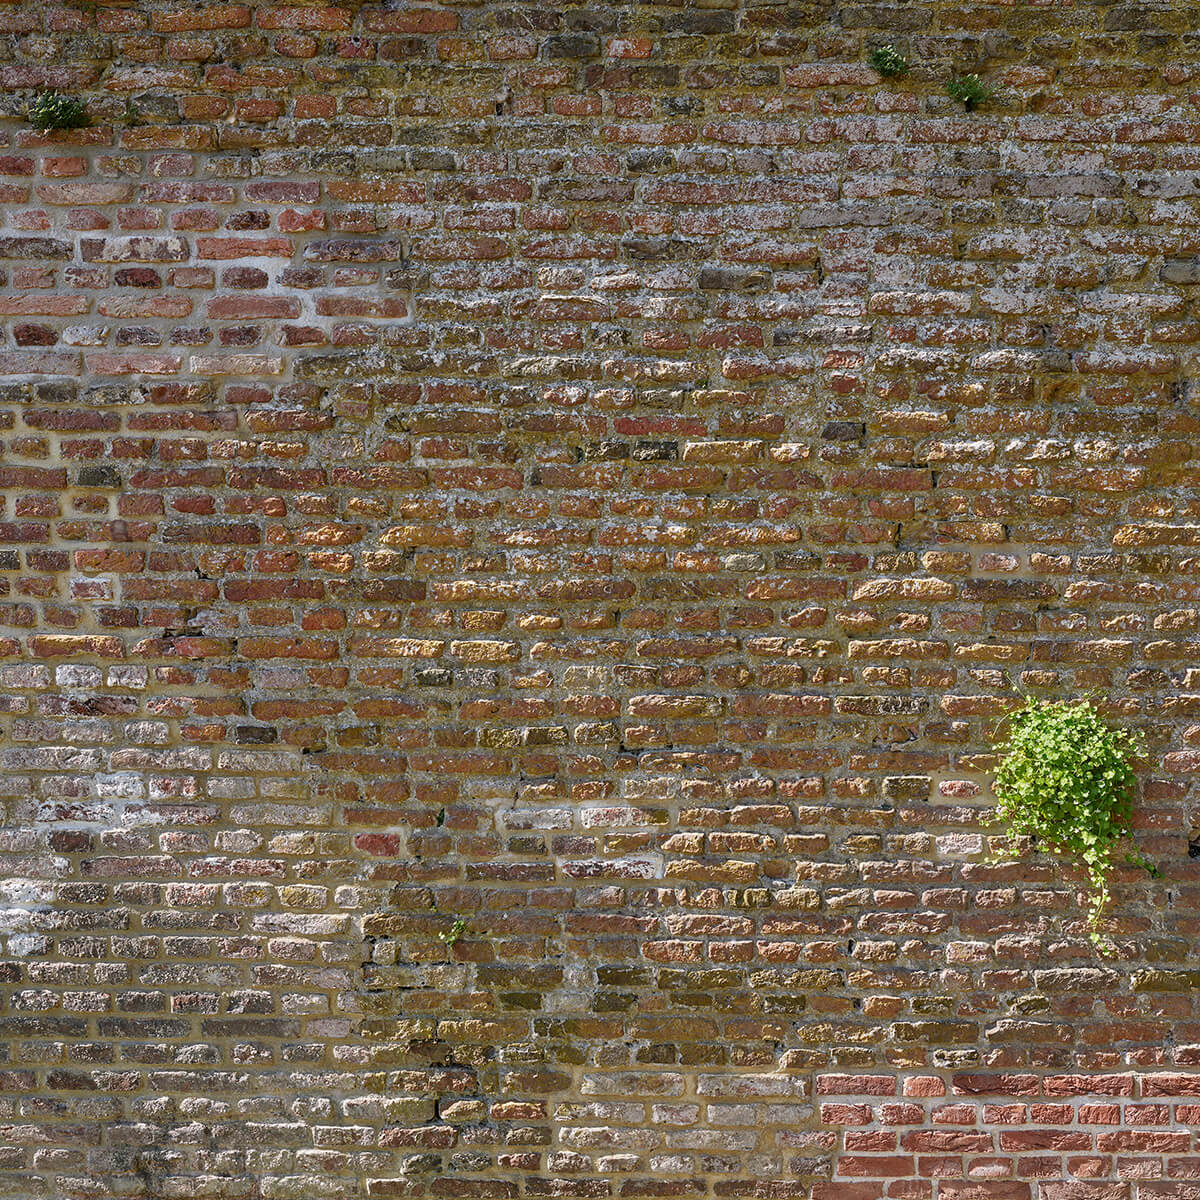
1;1;1200;1197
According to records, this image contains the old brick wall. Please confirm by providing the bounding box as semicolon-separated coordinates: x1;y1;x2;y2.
2;0;1200;1197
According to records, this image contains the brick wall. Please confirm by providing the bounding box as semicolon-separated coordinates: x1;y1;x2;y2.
1;1;1200;1197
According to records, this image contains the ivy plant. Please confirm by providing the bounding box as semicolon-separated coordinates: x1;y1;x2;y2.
869;45;909;78
992;697;1157;948
28;91;88;133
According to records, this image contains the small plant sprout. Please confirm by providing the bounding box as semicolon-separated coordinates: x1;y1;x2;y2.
28;91;89;133
992;697;1158;950
869;45;909;78
946;73;993;111
438;918;467;947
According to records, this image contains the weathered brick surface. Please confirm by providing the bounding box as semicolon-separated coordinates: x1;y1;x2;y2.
2;1;1200;1196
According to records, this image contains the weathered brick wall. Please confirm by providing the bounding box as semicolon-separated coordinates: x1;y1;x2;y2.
2;1;1200;1197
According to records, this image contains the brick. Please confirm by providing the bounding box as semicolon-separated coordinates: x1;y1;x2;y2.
195;236;293;258
257;6;352;30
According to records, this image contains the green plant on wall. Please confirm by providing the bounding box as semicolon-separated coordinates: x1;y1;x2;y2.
993;697;1158;949
946;73;993;111
869;45;909;78
437;918;467;947
28;91;89;132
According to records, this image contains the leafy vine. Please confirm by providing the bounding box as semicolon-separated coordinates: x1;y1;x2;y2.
993;697;1158;948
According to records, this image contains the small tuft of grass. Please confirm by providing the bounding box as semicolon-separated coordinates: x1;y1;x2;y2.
946;73;993;111
869;45;909;78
